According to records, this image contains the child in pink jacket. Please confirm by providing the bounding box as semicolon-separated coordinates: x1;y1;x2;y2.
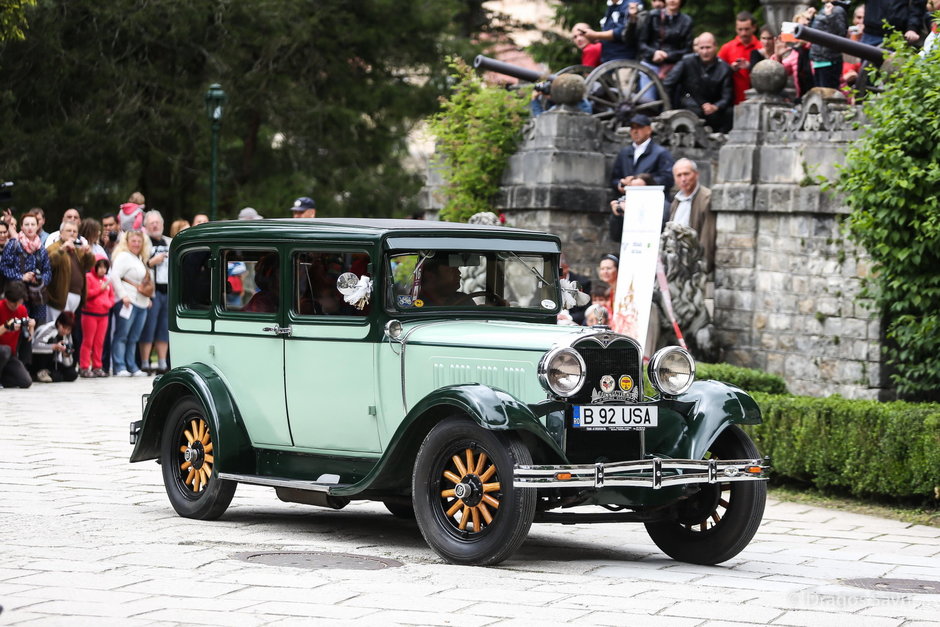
79;258;115;377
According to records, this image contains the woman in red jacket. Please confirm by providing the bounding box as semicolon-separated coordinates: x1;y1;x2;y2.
79;258;115;377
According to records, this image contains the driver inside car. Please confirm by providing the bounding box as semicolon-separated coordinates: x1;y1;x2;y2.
418;258;475;307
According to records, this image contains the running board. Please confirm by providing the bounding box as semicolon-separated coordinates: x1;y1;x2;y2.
218;473;351;494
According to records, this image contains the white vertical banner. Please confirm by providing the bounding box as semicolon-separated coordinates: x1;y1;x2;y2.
611;186;664;349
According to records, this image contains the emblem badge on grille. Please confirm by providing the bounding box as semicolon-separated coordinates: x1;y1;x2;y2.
600;375;615;393
619;375;633;391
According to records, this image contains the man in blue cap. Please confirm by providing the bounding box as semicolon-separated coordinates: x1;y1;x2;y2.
609;114;675;194
290;196;317;218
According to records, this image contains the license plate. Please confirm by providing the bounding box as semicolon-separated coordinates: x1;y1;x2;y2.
572;405;658;430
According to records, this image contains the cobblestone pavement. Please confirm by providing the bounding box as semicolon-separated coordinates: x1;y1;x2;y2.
1;377;939;626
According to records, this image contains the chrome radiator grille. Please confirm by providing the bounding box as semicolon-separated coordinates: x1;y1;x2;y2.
568;336;644;405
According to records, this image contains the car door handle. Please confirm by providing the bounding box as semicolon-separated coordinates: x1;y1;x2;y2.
262;325;292;337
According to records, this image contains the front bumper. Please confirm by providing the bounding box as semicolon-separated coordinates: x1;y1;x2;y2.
514;457;770;489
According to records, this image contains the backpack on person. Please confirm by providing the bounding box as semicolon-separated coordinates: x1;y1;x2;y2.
119;202;145;231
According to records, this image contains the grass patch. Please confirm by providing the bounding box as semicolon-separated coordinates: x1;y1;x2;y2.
770;485;940;528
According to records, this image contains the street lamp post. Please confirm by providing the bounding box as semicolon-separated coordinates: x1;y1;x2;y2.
204;83;227;221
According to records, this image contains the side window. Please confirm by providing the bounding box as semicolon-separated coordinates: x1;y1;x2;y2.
293;251;371;317
222;250;279;313
178;249;212;311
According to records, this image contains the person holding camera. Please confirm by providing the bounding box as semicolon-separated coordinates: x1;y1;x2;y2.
807;1;849;88
0;211;52;324
30;311;77;383
43;207;83;249
100;213;120;258
46;221;95;324
139;210;171;374
718;11;761;105
0;280;35;388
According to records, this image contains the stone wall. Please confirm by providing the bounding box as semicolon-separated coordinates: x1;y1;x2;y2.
712;89;886;399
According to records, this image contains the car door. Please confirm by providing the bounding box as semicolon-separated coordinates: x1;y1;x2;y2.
212;247;293;447
283;248;382;454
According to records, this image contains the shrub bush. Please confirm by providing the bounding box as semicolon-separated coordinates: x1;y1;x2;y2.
428;57;530;223
697;362;788;394
746;393;940;503
836;35;940;400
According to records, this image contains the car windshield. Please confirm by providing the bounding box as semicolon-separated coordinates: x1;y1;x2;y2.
388;250;559;311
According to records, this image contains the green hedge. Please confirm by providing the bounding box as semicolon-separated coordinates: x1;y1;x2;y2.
697;363;788;394
746;393;940;502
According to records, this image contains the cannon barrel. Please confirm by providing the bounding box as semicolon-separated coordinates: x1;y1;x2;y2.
473;55;555;83
789;23;885;67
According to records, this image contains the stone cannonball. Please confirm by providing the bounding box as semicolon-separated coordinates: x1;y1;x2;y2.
550;73;586;106
750;59;787;95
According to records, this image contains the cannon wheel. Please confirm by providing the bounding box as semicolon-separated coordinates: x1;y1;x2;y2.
555;64;593;78
585;60;671;130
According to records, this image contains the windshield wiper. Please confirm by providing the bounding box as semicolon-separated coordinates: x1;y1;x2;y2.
499;251;548;287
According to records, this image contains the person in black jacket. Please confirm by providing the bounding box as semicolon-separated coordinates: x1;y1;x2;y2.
663;32;734;132
862;0;926;46
609;114;676;193
808;2;849;88
638;0;694;75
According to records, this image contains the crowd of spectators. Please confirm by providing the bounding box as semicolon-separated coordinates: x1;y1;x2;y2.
570;1;933;130
0;193;322;387
0;192;223;387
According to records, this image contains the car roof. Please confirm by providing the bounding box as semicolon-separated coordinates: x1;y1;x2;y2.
172;217;560;248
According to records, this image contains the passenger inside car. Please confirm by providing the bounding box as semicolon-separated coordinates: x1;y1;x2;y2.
242;253;279;313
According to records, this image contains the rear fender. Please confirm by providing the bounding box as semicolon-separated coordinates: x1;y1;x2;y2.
129;363;254;474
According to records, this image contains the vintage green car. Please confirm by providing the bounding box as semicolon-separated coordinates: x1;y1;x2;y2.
129;218;768;566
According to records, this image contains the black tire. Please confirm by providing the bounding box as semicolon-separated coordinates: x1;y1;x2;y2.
645;425;766;565
160;397;236;520
412;416;535;566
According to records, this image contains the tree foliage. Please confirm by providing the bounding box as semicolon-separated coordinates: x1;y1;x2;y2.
0;0;476;222
427;58;529;222
0;0;34;42
527;0;763;70
836;36;940;401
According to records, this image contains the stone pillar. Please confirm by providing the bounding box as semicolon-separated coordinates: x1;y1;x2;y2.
498;109;613;276
712;60;886;399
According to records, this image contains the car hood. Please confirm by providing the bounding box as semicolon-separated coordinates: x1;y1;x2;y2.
401;319;595;352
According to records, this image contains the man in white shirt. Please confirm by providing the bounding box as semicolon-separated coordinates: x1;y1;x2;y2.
44;207;84;248
668;158;716;273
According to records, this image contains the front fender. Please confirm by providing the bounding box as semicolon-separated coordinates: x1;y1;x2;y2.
129;363;254;475
663;379;762;460
332;383;565;497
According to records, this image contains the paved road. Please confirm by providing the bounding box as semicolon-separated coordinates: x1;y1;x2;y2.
1;377;939;626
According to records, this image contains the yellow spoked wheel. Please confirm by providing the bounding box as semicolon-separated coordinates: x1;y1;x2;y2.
439;447;501;534
413;417;535;566
178;417;215;494
161;398;236;520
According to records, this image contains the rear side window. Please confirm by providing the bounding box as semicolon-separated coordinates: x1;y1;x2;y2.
178;249;212;311
292;251;371;317
223;249;279;313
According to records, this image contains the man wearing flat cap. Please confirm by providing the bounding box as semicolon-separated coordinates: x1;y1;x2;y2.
609;113;675;194
608;113;675;243
290;196;317;218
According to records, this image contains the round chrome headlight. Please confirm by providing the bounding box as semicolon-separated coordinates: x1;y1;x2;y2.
538;347;586;398
648;347;696;397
